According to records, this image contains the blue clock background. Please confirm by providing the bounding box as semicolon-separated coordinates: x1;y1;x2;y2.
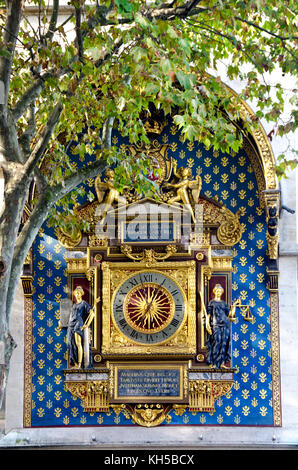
27;116;279;427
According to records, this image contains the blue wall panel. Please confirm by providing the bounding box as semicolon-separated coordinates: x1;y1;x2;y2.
29;119;276;427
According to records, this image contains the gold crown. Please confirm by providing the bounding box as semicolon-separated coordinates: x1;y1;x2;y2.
140;109;167;134
143;117;167;134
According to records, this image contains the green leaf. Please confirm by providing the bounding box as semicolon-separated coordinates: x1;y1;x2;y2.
135;12;150;29
178;38;191;58
133;46;148;62
173;114;185;128
176;70;192;90
184;124;199;141
114;0;134;15
145;83;160;96
85;47;102;61
159;58;172;74
0;48;11;58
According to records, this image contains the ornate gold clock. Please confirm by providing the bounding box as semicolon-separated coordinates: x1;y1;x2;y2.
101;260;196;357
112;271;186;345
59;157;243;425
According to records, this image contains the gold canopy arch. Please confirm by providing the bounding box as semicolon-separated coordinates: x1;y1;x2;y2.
225;82;279;192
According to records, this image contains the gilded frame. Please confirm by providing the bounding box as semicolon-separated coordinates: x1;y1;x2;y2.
109;361;189;403
101;260;197;356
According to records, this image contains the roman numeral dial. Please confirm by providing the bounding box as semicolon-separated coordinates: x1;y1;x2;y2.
112;271;186;345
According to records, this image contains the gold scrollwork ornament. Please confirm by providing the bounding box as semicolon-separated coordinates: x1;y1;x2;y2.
120;244;177;266
217;208;243;246
55;216;82;248
125;140;171;185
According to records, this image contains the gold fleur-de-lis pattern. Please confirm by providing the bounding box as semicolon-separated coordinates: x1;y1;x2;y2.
29;118;277;427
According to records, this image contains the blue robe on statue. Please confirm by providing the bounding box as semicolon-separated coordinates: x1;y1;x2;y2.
206;299;231;368
66;300;93;368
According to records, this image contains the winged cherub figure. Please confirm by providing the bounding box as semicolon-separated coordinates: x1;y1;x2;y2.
95;169;126;221
164;160;202;223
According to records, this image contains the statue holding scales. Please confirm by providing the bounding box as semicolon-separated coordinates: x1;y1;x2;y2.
205;284;240;369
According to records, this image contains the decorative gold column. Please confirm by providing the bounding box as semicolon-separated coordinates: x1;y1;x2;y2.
189;380;234;413
65;380;109;413
22;248;34;428
263;189;282;426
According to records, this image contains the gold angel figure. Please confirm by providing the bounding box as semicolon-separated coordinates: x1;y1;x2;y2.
164;160;202;223
95;169;126;221
133;404;165;426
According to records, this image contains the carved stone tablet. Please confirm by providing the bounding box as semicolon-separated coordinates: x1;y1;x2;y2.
59;298;72;327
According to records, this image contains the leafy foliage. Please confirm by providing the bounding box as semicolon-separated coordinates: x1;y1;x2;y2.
0;0;297;313
3;0;297;189
0;0;296;402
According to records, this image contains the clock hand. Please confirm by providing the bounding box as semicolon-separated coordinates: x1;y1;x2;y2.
143;279;166;317
139;273;149;308
152;280;166;302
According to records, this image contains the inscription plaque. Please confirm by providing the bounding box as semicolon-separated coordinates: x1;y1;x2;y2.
110;362;188;403
121;221;175;243
118;369;180;397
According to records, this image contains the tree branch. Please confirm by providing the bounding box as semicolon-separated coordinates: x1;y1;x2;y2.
44;0;59;42
18;102;36;160
234;16;298;41
23;100;63;177
101;116;115;150
185;17;264;71
75;4;84;60
145;0;211;21
9;109;116;296
5;150;108;319
33;165;48;193
0;112;24;163
0;0;23;112
11;75;48;122
9;4;110;121
54;13;74;31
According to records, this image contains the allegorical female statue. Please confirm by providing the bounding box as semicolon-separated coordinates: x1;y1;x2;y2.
205;284;240;369
65;286;95;369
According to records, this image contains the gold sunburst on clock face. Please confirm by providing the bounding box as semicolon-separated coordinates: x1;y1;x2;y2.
123;282;175;333
112;271;186;345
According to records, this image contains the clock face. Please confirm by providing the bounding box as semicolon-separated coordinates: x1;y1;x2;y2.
112;271;186;345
